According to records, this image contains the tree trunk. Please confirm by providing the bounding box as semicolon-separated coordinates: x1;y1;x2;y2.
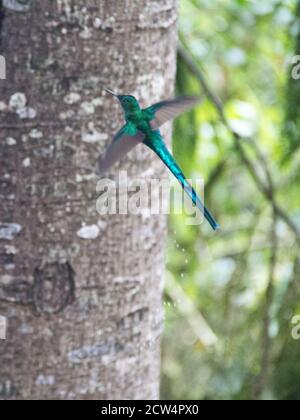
0;0;178;400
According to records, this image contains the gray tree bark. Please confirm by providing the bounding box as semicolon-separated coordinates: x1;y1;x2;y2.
0;0;178;400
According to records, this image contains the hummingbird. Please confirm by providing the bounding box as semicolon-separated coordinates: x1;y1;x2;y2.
97;89;220;231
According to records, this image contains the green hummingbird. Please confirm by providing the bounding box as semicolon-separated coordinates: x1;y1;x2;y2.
97;89;220;231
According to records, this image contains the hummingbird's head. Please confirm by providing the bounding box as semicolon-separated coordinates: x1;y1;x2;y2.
105;89;140;112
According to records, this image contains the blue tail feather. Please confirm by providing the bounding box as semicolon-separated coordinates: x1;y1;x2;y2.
145;133;220;231
179;174;220;231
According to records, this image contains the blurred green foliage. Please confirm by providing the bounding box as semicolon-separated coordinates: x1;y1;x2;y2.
162;0;300;400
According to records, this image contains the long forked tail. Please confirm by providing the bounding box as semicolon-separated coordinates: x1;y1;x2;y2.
145;134;220;231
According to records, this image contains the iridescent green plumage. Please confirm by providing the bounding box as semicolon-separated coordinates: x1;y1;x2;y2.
98;89;220;231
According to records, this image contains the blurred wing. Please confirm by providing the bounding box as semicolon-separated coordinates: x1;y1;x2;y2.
97;125;145;174
144;96;201;129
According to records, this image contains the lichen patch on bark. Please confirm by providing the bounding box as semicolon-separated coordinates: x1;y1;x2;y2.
0;223;22;241
3;0;32;13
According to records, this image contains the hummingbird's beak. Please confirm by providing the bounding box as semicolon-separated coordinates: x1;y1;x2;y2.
104;88;118;98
